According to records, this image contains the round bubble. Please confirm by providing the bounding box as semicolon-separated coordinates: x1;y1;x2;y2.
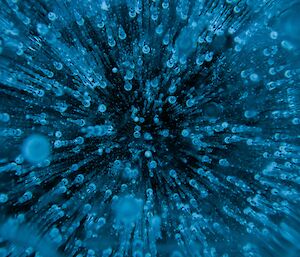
113;196;142;224
22;134;51;163
203;102;223;118
282;4;300;41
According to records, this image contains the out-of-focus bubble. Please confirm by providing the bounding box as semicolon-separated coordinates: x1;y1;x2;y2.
113;195;143;225
22;134;50;164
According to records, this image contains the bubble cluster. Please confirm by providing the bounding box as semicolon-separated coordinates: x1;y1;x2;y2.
0;0;299;256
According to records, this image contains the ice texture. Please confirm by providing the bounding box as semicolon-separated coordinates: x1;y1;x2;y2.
0;0;300;256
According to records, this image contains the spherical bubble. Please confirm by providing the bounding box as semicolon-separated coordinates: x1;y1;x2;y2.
171;251;184;257
250;73;259;82
186;98;195;107
175;27;197;57
203;102;223;118
22;134;51;164
219;158;230;167
168;96;177;104
113;195;142;225
123;166;139;180
142;45;150;54
55;131;62;138
48;12;57;21
148;160;157;169
181;129;189;137
0;193;8;203
133;131;141;138
169;169;177;178
244;110;258;119
36;23;49;35
144;150;152;158
18;191;33;203
280;3;300;42
98;104;107;113
124;82;132;91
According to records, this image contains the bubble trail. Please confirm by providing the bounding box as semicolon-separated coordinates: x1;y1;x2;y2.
0;0;300;256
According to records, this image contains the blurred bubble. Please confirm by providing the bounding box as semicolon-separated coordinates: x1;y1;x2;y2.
22;134;50;164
